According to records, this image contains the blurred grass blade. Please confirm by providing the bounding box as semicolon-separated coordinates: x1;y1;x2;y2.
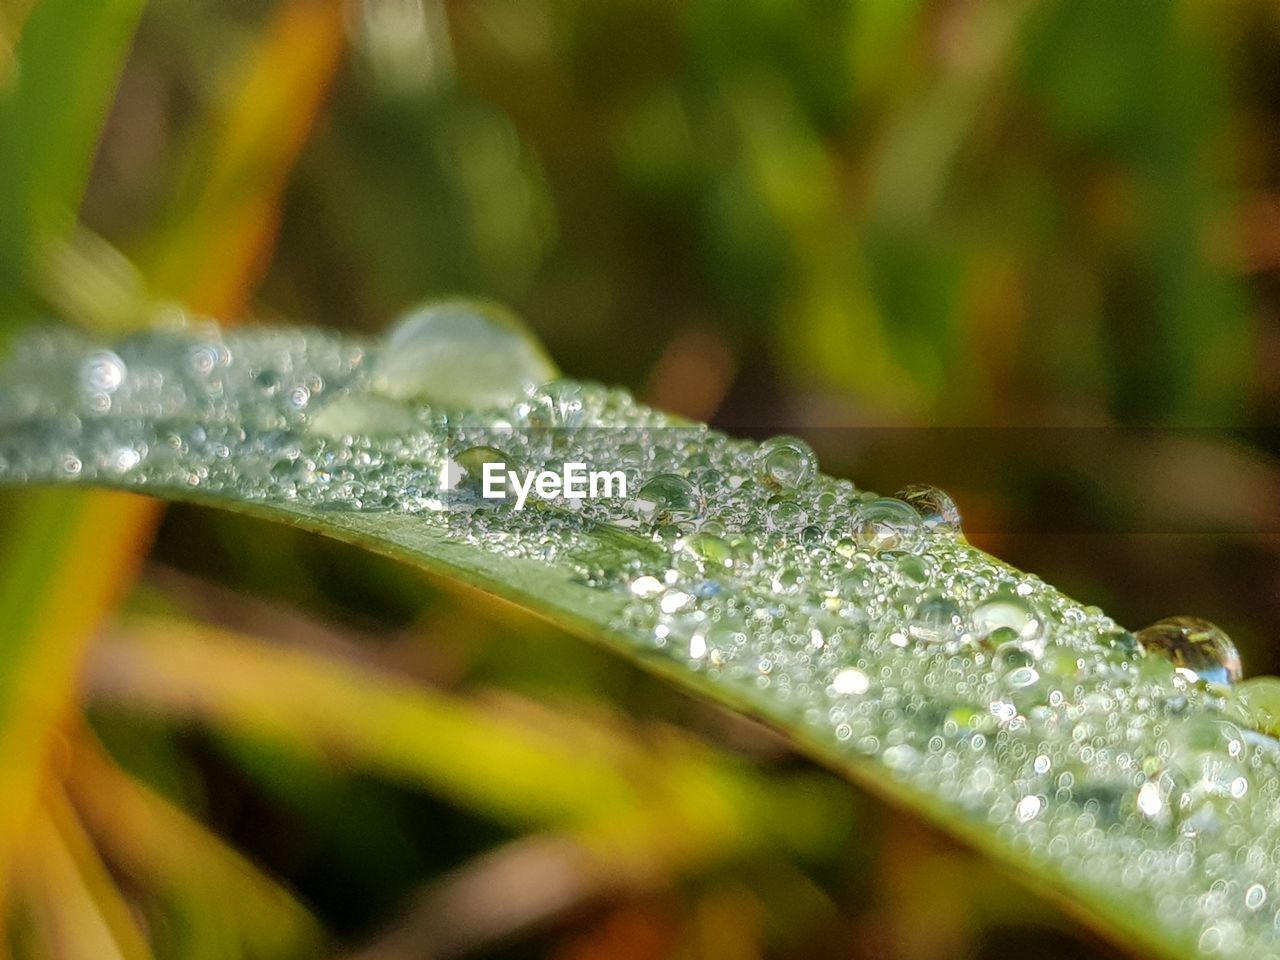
139;0;347;318
16;788;153;960
65;733;324;960
0;0;347;929
0;317;1274;960
0;0;147;324
87;614;840;873
0;490;154;910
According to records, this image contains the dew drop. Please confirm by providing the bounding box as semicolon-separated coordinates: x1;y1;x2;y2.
850;497;921;552
895;483;962;533
971;590;1042;647
907;593;962;644
765;495;807;533
520;379;587;430
1015;794;1043;822
443;445;513;501
675;532;734;575
376;298;555;407
1136;616;1242;686
753;435;817;490
80;350;126;394
1228;677;1280;737
832;668;870;695
1137;781;1164;817
633;474;701;525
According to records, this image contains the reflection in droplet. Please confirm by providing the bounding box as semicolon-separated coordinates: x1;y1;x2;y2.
80;350;126;394
634;474;701;525
895;483;962;533
754;435;816;490
850;497;921;552
376;298;555;407
971;591;1042;647
1136;616;1242;686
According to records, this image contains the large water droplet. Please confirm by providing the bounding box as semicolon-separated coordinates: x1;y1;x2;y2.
907;593;962;644
443;445;515;503
971;590;1042;647
1136;616;1242;686
519;379;589;430
375;299;555;407
895;483;961;534
675;532;734;575
753;435;816;490
80;350;127;394
633;474;701;525
850;497;921;552
1228;677;1280;736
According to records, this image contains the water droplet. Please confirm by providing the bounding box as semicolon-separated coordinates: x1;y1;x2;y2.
443;445;513;501
895;483;962;533
850;497;921;552
633;474;701;525
907;593;962;644
376;298;555;407
1015;794;1043;822
519;379;590;430
1228;677;1280;736
753;435;816;490
1136;616;1242;686
630;575;664;598
832;668;870;695
675;533;734;575
1137;781;1165;817
971;591;1042;647
765;495;807;532
80;350;126;394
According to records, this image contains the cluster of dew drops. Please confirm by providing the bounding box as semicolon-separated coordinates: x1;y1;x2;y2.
4;310;1280;955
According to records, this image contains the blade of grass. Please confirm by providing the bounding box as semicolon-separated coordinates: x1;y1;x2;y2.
139;0;348;318
0;490;153;910
16;788;153;960
65;732;324;960
0;0;147;326
0;314;1264;959
87;614;844;876
0;0;348;927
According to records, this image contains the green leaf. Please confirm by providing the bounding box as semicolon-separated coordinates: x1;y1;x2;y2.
0;0;147;323
0;309;1274;960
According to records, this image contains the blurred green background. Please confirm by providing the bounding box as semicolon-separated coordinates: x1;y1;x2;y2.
2;0;1279;957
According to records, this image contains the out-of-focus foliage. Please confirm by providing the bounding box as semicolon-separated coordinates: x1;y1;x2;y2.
2;0;1279;958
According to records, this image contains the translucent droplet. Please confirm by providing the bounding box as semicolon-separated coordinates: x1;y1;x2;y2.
850;497;921;552
634;474;701;525
765;495;807;532
971;591;1042;646
1137;781;1164;817
832;668;870;695
308;395;420;438
1228;677;1280;737
1136;616;1242;686
895;483;961;533
753;435;816;490
519;379;589;430
375;298;556;407
80;350;126;394
442;445;513;501
907;593;962;644
675;533;734;575
1015;794;1043;822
